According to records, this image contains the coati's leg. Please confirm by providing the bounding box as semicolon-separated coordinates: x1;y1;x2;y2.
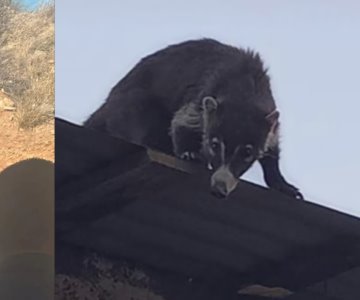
259;145;303;200
170;103;203;161
171;125;203;160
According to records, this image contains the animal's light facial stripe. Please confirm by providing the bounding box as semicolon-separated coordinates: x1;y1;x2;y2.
264;127;279;152
209;137;226;163
220;141;225;163
258;149;265;159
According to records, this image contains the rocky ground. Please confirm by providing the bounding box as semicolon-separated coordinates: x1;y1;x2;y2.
0;110;54;171
55;248;164;300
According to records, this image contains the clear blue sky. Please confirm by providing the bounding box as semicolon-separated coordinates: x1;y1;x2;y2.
56;0;360;217
16;0;49;10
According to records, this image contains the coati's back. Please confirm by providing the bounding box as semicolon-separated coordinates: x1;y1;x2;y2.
84;39;220;129
84;38;269;131
83;102;108;130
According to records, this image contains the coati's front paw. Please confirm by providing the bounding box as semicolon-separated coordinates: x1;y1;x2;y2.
179;151;199;161
274;183;304;200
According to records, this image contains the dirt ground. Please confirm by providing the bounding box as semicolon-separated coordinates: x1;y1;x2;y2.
0;110;54;171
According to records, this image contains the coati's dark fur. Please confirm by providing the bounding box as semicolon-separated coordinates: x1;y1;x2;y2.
84;38;303;199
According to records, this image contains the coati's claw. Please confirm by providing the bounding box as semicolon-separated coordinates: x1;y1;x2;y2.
180;151;197;161
295;191;304;200
267;178;303;200
278;184;304;200
290;188;304;200
180;151;190;160
207;163;214;170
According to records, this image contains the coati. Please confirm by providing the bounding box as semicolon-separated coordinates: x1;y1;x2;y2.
84;38;303;199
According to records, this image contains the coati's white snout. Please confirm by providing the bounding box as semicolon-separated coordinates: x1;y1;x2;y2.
210;165;238;198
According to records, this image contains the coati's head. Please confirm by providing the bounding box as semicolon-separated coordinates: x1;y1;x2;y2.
201;96;279;198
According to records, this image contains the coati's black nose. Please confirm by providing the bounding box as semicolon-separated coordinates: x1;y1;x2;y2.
211;181;228;198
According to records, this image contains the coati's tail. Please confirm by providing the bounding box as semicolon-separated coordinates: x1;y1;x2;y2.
83;103;108;131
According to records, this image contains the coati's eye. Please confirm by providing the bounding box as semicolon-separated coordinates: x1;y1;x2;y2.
240;144;254;161
211;137;221;151
244;144;253;156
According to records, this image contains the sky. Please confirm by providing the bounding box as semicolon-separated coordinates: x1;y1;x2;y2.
16;0;50;10
56;0;360;217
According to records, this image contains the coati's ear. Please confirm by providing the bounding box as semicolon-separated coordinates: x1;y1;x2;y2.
265;110;280;132
265;110;279;125
202;96;218;113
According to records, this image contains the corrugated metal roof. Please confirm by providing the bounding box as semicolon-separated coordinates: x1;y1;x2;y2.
56;118;360;298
